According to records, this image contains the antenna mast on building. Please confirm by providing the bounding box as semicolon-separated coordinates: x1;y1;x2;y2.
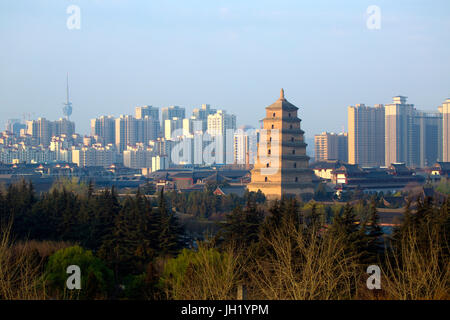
62;72;73;120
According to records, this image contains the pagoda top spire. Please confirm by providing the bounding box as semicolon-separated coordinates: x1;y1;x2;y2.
280;88;285;100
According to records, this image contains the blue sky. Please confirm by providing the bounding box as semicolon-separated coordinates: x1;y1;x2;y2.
0;0;449;137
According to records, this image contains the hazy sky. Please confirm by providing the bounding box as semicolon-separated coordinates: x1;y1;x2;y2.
0;0;449;137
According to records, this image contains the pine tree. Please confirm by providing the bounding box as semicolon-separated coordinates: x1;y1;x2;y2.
91;187;120;250
263;200;282;231
363;198;384;263
0;188;5;226
154;188;183;257
220;198;263;249
87;180;94;199
329;203;365;259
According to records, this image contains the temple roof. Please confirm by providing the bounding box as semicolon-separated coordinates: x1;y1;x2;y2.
266;88;299;111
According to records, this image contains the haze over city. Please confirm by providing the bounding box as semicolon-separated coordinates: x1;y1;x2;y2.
1;0;449;136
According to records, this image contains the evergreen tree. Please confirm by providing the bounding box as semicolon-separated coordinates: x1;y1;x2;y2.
89;187;120;250
100;196;140;278
220;198;263;249
87;180;94;199
329;203;365;258
157;189;183;256
363;198;384;263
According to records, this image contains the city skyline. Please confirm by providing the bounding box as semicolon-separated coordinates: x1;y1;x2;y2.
1;0;450;136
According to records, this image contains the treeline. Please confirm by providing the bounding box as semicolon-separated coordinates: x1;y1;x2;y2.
163;196;449;299
0;179;449;299
0;180;183;298
166;186;266;218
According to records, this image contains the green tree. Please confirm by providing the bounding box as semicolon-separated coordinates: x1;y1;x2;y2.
45;246;113;299
329;203;365;259
362;198;384;263
156;189;183;256
220;198;263;249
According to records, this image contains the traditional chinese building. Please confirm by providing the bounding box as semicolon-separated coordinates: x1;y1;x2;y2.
247;89;314;199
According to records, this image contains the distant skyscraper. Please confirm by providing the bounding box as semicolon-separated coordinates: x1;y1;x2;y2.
26;118;53;147
6;119;26;136
152;155;169;172
123;145;154;169
72;145;117;167
161;106;185;135
207;110;236;164
164;117;183;140
135;105;159;120
141;116;160;143
54;118;75;137
314;132;348;162
91;116;116;145
385;96;416;166
115;115;139;152
348;104;385;167
233;127;258;165
192;104;217;132
182;117;196;136
193;104;216;120
415;110;442;167
26;117;75;147
207;110;236;136
442;98;450;162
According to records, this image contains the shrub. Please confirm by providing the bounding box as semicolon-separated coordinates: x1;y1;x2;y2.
45;245;113;299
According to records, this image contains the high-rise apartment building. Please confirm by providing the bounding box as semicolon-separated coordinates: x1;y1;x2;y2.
385;96;416;166
6;119;26;136
26;118;75;147
207;110;236;164
123;144;154;169
207;110;236;136
314;132;348;162
114;115;160;152
192;104;217;132
161;106;185;135
115;115;139;152
164;117;183;140
247;89;314;199
415;111;442;167
152;155;169;172
348;104;385;167
91;116;116;146
442;99;450;162
135;105;159;120
54;118;75;137
193;104;216;120
141;116;160;144
233;127;258;165
72;144;118;167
